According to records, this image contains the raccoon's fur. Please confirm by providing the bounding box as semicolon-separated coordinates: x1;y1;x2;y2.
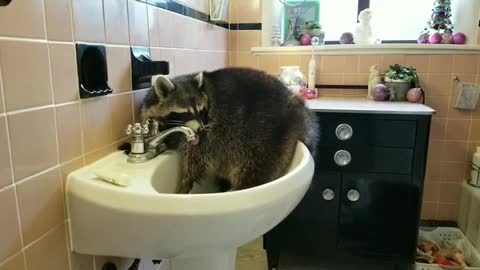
142;67;317;193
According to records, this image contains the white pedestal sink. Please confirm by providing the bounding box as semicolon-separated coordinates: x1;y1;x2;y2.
66;142;314;270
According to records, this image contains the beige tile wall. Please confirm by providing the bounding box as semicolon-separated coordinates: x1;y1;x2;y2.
228;0;480;221
0;0;227;269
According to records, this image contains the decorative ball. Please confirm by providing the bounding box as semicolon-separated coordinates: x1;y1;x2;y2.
340;32;354;44
373;84;390;101
442;32;453;44
407;88;424;103
303;88;317;99
300;34;312;46
453;33;467;44
429;33;442;44
417;33;430;44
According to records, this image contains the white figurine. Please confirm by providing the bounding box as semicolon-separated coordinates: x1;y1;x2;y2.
354;8;376;45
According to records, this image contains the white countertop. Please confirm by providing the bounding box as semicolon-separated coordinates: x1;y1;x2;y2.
306;97;435;115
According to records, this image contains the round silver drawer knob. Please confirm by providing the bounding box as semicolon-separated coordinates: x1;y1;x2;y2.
334;150;351;166
347;189;360;202
335;124;353;141
322;189;335;201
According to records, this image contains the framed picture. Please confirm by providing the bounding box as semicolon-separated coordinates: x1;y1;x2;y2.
283;0;321;41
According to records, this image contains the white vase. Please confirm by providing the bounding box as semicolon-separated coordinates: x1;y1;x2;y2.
279;66;306;95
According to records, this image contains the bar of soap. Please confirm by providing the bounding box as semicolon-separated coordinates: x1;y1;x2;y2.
94;169;130;187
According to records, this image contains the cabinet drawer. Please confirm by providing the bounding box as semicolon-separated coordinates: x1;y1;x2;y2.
317;116;417;148
316;146;414;175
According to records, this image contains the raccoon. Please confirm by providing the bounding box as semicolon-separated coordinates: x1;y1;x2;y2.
142;67;317;194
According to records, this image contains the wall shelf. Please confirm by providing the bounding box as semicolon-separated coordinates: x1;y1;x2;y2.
252;44;480;56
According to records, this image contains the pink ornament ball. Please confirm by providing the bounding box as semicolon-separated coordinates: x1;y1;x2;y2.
442;32;453;44
407;88;424;103
429;33;442;44
453;33;467;44
300;34;312;46
303;88;317;99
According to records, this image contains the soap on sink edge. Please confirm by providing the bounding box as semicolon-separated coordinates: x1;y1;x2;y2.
94;169;130;187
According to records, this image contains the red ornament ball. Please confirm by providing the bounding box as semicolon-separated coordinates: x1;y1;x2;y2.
300;34;312;46
429;33;442;44
453;33;467;44
407;88;424;103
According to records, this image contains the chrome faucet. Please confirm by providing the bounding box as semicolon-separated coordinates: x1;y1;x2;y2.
125;119;197;163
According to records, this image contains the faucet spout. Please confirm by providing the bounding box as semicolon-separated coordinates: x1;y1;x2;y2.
125;121;197;163
147;126;198;149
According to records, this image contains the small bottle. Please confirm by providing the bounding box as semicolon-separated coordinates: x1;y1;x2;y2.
471;146;480;186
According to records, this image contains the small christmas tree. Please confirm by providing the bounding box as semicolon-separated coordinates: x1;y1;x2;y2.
427;0;453;33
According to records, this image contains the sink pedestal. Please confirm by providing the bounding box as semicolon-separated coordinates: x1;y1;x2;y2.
160;249;237;270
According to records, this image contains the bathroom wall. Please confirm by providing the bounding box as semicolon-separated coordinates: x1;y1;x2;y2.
0;0;227;269
228;0;480;221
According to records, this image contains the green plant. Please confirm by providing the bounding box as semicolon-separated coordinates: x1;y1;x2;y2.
385;64;417;82
305;20;321;30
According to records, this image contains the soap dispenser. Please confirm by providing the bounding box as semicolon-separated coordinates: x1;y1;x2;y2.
471;147;480;186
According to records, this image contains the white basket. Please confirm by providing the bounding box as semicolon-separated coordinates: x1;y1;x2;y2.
416;227;480;270
454;80;480;110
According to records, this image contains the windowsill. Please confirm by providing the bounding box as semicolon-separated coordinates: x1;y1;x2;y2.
251;44;480;55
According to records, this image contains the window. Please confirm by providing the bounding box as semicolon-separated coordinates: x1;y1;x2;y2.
320;0;359;41
288;0;434;42
369;0;432;41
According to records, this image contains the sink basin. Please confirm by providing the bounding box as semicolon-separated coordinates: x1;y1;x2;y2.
66;142;314;270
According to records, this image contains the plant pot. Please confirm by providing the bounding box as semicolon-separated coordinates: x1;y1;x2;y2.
308;28;322;36
384;79;411;101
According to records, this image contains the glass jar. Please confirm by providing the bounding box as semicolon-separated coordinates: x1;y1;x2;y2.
279;66;306;95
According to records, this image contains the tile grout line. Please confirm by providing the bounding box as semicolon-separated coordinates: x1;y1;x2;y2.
6;104;56;116
14;165;61;186
21;222;66;251
0;53;27;268
78;93;87;166
0;36;47;43
0;250;24;268
43;0;74;262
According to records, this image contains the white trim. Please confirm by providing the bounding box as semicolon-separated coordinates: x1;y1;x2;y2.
252;44;480;56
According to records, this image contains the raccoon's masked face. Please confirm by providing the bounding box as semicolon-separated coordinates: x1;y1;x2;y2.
141;73;208;132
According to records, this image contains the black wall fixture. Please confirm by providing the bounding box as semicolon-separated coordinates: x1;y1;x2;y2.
0;0;12;6
76;44;112;99
131;47;169;90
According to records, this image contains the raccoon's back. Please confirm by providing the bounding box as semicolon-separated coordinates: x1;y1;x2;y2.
205;68;316;149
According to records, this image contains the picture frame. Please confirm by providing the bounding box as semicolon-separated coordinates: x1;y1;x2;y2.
283;0;321;41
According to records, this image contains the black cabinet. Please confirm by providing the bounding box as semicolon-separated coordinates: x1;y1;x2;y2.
264;112;431;270
339;173;419;259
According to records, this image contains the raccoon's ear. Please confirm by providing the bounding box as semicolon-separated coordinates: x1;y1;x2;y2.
151;75;175;97
194;72;204;88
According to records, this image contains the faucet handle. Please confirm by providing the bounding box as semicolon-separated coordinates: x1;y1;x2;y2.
126;123;149;137
151;119;160;136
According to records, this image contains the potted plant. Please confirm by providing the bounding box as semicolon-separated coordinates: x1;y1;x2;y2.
384;64;417;101
304;21;325;44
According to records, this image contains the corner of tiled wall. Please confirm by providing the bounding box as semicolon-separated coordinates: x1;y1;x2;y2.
0;0;227;269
